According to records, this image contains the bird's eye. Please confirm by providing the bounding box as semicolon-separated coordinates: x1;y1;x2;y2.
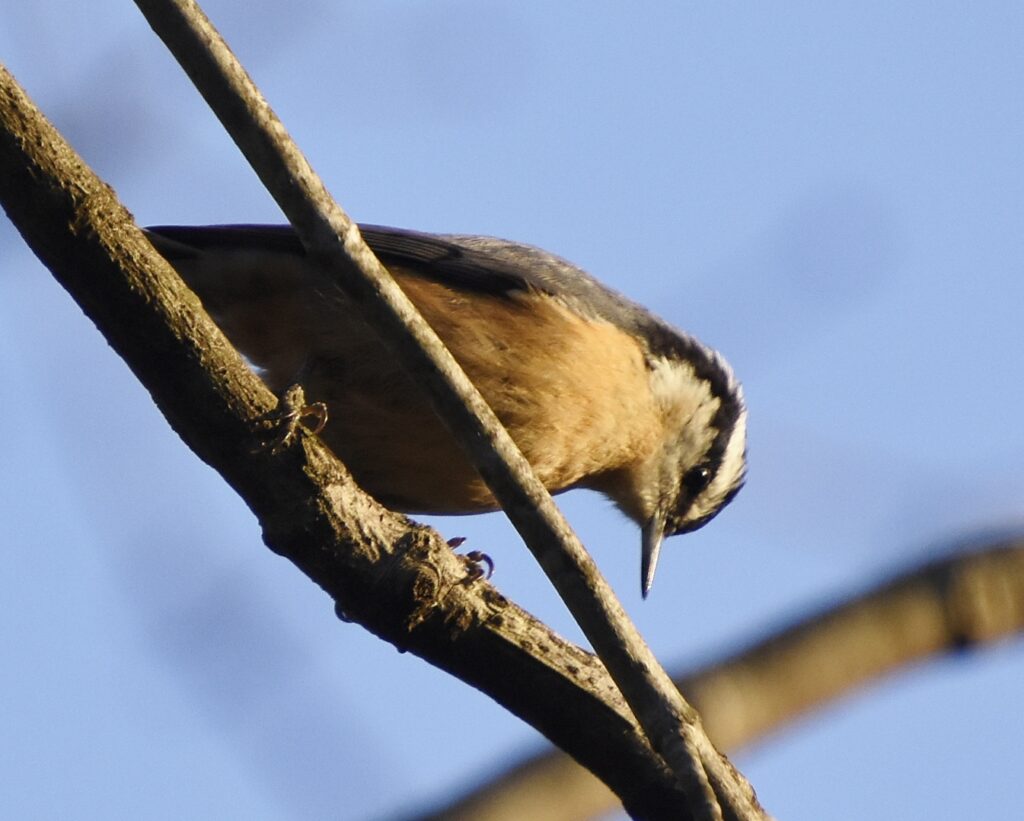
683;465;712;495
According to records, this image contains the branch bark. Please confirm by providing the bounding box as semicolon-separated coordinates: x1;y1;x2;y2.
420;538;1024;820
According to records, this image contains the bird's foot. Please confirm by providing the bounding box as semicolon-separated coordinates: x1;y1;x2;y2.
447;537;494;583
254;384;328;454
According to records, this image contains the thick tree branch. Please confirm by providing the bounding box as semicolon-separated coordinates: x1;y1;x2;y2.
423;538;1024;820
127;2;766;818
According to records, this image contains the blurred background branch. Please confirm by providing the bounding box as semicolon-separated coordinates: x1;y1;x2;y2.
422;537;1024;820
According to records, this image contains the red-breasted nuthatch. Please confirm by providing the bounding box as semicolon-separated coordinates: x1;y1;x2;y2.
146;224;747;596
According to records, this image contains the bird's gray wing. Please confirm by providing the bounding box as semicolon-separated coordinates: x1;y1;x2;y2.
361;225;591;298
146;224;639;320
144;224;705;365
359;226;702;359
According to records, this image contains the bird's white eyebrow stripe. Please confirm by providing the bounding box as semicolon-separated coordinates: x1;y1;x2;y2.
646;342;745;471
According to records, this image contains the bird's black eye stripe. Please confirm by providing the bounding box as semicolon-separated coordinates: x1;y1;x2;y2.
683;465;712;495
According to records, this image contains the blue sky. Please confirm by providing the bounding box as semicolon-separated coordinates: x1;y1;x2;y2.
2;3;1023;819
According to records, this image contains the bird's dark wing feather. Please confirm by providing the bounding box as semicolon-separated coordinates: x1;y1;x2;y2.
146;224;306;260
146;224;632;315
144;223;704;361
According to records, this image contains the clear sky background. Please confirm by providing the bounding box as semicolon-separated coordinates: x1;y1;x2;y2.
3;3;1023;820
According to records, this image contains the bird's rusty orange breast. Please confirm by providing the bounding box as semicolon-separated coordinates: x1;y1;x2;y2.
299;265;663;514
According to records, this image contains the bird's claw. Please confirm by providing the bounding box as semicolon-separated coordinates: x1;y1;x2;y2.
254;384;328;454
463;550;494;581
446;537;494;582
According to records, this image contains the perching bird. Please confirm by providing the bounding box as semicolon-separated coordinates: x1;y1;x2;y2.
146;224;747;596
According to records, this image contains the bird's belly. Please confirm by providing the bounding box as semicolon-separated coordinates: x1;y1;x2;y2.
294;271;659;514
221;264;660;513
313;377;501;513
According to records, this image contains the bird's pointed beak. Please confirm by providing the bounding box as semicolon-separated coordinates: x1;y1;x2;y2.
641;512;666;599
